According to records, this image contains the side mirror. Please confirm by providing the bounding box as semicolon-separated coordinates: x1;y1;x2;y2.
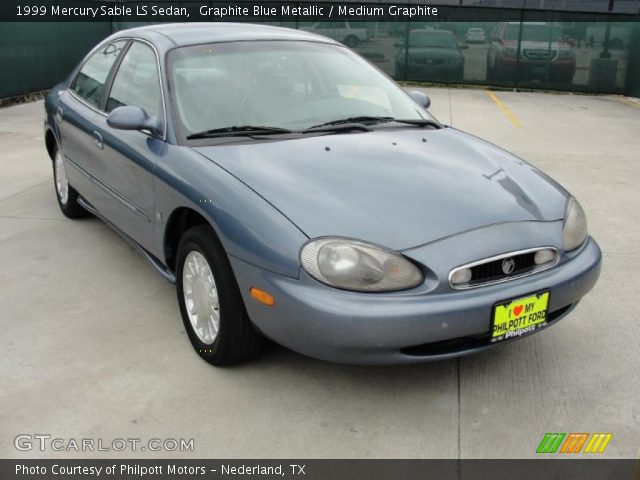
409;90;430;109
107;106;161;136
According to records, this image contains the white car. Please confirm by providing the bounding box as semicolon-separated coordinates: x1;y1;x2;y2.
465;28;486;44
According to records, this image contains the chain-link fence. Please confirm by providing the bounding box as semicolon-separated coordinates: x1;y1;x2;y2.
1;14;639;99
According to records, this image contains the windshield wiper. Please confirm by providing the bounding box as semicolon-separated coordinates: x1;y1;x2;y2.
387;118;441;128
187;125;293;139
305;116;394;131
305;116;440;132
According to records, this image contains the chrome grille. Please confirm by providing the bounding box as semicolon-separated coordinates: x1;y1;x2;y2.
523;49;556;61
449;247;559;290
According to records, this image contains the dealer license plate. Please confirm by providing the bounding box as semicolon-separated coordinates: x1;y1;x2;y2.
491;291;550;342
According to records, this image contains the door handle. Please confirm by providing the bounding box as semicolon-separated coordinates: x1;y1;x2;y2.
56;106;64;123
92;131;104;150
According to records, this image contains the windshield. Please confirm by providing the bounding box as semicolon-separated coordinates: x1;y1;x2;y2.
168;41;432;137
506;24;563;42
408;31;457;49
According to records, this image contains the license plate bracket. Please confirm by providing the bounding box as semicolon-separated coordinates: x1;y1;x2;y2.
491;290;550;343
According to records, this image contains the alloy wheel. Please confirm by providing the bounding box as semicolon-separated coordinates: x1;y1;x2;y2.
182;251;220;344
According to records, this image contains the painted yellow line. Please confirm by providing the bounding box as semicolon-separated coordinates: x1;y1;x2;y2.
485;90;522;128
616;96;640;109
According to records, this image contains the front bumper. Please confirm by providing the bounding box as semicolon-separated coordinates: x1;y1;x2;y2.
231;236;601;365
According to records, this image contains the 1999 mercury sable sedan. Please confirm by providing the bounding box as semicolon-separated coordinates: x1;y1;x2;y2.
44;23;601;365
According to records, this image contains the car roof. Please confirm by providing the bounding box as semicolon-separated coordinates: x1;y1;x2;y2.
115;22;338;47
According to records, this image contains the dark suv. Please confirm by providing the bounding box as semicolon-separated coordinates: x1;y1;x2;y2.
487;22;576;84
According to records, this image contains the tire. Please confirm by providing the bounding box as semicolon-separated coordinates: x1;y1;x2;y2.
176;225;264;366
52;146;89;219
344;35;359;48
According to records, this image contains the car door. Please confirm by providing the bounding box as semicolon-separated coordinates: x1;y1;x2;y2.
91;40;165;252
58;40;128;206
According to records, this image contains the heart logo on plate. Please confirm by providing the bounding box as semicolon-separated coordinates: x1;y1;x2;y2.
513;305;523;316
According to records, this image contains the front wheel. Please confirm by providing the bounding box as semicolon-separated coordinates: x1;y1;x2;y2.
176;225;264;366
52;146;89;219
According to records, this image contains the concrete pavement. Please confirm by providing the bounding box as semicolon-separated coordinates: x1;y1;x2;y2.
0;89;639;459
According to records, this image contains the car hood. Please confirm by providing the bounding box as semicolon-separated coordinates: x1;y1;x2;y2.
193;128;568;250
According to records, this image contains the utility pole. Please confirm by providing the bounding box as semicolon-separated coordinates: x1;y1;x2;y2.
600;0;614;59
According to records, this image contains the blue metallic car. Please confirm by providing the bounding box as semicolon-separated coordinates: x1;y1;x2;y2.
44;23;601;365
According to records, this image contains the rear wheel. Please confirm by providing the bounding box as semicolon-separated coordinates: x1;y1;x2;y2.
52;146;88;219
176;225;264;365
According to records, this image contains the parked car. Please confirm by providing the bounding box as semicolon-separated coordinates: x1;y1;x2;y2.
396;29;467;82
300;21;369;47
465;27;486;44
487;22;576;83
44;23;601;366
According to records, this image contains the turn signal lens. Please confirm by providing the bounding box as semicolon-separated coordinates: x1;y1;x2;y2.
250;287;275;306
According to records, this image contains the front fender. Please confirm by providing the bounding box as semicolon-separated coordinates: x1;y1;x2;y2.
155;146;308;278
43;83;67;148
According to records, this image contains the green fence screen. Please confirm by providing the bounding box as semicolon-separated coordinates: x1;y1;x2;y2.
1;15;639;99
0;22;112;98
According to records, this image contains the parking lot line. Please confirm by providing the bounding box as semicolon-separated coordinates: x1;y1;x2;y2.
485;90;522;128
616;96;640;109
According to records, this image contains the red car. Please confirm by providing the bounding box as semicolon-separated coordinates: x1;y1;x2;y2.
487;22;576;84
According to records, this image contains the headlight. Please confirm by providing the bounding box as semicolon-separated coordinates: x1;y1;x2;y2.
563;197;587;251
300;238;423;292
